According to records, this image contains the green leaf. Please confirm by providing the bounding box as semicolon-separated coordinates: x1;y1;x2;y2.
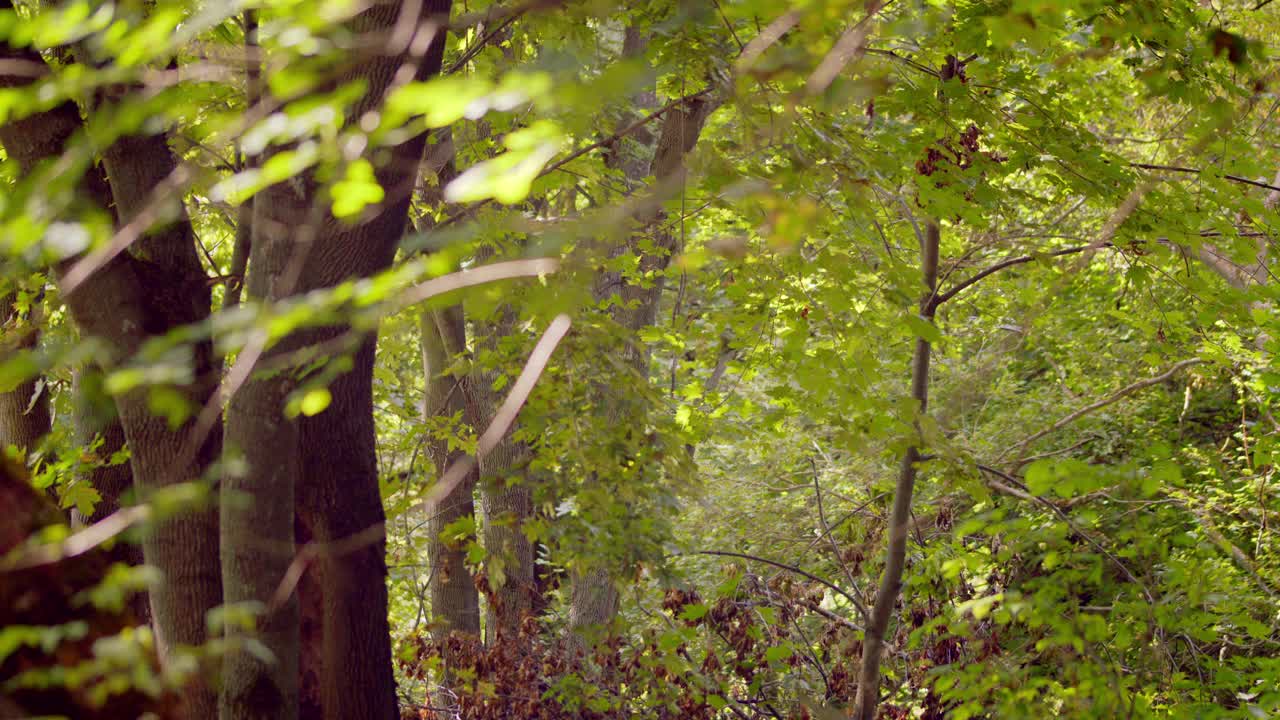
299;388;332;417
331;159;384;219
904;314;943;344
765;643;793;663
385;76;493;129
444;121;563;205
678;603;708;621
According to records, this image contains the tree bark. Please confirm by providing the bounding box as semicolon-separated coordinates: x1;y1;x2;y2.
478;430;536;640
221;3;453;718
854;221;940;720
93;113;224;720
0;22;223;717
69;368;146;619
472;307;537;642
421;307;482;647
0;293;51;464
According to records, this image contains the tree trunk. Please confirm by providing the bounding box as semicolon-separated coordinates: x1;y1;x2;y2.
421;307;482;648
0;24;223;716
568;91;719;636
221;3;453;717
69;368;147;618
472;307;537;642
854;221;940;720
0;292;51;464
95;118;224;720
479;435;535;641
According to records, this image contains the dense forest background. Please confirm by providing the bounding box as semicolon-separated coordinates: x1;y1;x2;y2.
1;0;1279;718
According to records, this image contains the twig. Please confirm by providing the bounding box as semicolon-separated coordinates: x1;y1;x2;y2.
1001;358;1204;462
930;244;1101;309
2;506;151;570
975;463;1155;606
436;90;712;228
810;457;870;621
686;549;864;626
1131;162;1280;194
804;0;890;96
1012;434;1098;471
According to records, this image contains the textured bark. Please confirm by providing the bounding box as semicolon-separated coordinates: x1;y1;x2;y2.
221;3;453;718
69;368;146;621
413;135;483;647
421;307;482;647
0;22;222;716
854;222;940;720
0;293;51;463
221;333;299;720
568;89;719;636
93;112;224;720
478;432;535;640
464;304;534;642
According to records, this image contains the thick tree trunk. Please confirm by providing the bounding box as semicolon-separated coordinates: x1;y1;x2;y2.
854;222;940;720
221;327;300;720
221;3;453;717
0;24;222;716
421;307;482;647
299;336;401;720
94;123;224;720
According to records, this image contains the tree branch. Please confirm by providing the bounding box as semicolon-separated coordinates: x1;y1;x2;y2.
1002;358;1204;462
1131;162;1280;194
855;220;939;720
931;244;1100;309
688;550;866;623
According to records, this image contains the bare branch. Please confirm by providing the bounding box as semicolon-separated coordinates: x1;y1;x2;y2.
686;549;865;626
1002;358;1204;463
931;244;1100;309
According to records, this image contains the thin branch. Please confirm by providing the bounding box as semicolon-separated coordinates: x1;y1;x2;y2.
1131;162;1280;194
735;10;801;73
444;12;519;74
1012;434;1098;471
2;506;151;570
224;8;260;310
1001;358;1205;462
804;0;889;97
975;463;1155;606
1176;498;1279;601
436;90;712;229
931;244;1100;309
687;550;864;626
810;457;870;621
